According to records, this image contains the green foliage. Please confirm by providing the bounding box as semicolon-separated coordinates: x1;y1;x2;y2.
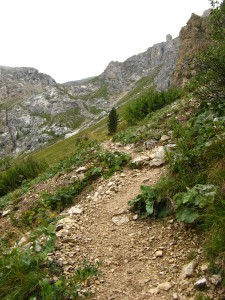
42;184;84;212
195;292;212;300
168;113;225;180
174;184;217;223
98;150;130;178
72;259;100;284
112;125;140;145
124;88;182;125
129;184;171;219
0;224;55;300
18;181;88;228
0;247;46;300
108;107;118;135
0;225;100;300
203;193;225;274
194;0;225;114
129;185;156;218
0;157;48;197
0;156;11;171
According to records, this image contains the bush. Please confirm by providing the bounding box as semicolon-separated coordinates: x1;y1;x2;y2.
0;158;47;196
194;0;225;114
129;178;176;219
124;87;182;125
174;184;217;223
42;181;87;212
204;193;225;275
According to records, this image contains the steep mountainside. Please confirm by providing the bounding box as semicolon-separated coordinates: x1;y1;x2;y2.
100;34;179;93
0;67;56;156
0;11;210;157
0;66;56;106
0;35;179;157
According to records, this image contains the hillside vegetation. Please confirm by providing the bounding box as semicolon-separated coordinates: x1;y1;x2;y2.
0;1;224;299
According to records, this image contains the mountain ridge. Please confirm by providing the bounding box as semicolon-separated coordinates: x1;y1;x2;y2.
0;11;210;158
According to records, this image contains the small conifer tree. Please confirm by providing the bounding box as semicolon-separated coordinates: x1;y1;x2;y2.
107;107;118;135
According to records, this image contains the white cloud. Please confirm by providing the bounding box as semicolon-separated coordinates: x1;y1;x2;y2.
0;0;210;83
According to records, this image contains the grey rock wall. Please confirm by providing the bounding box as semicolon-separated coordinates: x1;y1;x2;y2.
100;35;179;93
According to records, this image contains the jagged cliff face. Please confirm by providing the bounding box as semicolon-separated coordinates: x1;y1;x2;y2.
0;69;112;156
0;66;56;105
173;10;211;87
101;34;179;93
0;67;56;156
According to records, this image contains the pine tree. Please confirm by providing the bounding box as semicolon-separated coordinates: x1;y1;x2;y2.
107;107;118;135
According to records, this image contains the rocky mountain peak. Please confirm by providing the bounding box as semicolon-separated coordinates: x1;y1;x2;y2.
101;35;179;93
166;34;173;42
202;9;212;18
0;66;56;105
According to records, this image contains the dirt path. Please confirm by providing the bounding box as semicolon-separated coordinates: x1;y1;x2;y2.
52;143;204;300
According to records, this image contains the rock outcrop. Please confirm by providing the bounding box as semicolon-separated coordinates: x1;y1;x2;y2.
173;10;211;87
101;34;179;93
0;66;56;105
0;67;56;156
0;69;112;156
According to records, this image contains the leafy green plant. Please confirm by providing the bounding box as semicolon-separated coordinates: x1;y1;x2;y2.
72;259;100;284
98;150;130;178
42;183;84;212
129;185;170;218
0;224;55;300
203;192;225;274
174;184;217;223
168;112;225;185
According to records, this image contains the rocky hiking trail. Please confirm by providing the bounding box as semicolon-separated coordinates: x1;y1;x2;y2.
50;141;215;300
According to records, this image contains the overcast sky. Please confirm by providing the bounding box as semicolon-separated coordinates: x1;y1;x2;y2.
0;0;211;83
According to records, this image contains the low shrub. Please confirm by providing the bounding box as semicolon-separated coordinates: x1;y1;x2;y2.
98;150;130;178
203;193;225;275
174;184;217;223
124;87;182;125
0;157;47;197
